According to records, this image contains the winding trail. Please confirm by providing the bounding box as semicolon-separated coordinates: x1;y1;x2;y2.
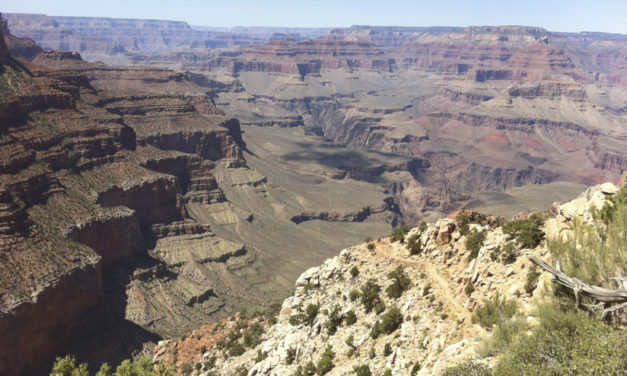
374;241;475;334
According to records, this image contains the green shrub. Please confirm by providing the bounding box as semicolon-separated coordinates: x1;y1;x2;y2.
380;306;403;334
472;293;517;329
442;362;491;376
286;348;296;365
50;356;89;376
478;318;528;358
228;342;246;357
597;186;627;225
464;282;475;296
345;310;357;325
370;320;381;339
382;369;392;376
406;233;422;255
374;301;386;315
52;357;176;376
289;303;320;326
256;350;268;362
243;322;264;348
353;365;372;376
360;279;381;313
304;304;320;325
350;266;360;277
410;362;421;376
500;242;518;264
389;225;410;243
386;266;412;299
418;221;428;232
383;342;392;356
524;266;540;295
367;242;376;251
95;363;112;376
550;191;626;288
316;346;334;375
325;305;344;335
502;213;545;249
465;230;486;260
422;284;431;296
115;358;175;376
299;361;317;376
234;366;248;376
345;335;355;348
349;289;361;302
493;305;627;375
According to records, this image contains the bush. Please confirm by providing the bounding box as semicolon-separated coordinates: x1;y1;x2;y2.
243;322;264;348
380;306;403;334
51;357;176;376
289;303;320;326
353;365;372;376
502;212;545;249
228;342;246;357
406;233;422;255
500;242;517;264
298;361;316;376
350;266;360;277
478;318;528;358
550;190;626;288
50;356;89;376
386;266;412;299
382;369;392;376
349;289;361;302
345;335;355;348
286;348;296;365
472;293;517;329
596;186;626;226
524;266;540;295
410;362;421;376
374;301;386;315
345;310;357;325
389;225;410;243
367;242;376;251
316;346;334;375
465;230;486;260
360;279;381;313
442;362;492;376
370;320;381;339
464;282;475;296
325;305;344;335
493;305;627;375
115;358;175;376
418;221;428;232
383;342;392;356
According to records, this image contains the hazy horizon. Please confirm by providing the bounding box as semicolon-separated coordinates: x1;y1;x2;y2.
2;0;627;34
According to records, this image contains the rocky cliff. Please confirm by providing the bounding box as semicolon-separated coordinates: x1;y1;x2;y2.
154;179;626;375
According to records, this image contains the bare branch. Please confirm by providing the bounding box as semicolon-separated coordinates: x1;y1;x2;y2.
529;256;627;305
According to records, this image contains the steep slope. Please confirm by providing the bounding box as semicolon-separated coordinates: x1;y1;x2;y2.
154;178;626;375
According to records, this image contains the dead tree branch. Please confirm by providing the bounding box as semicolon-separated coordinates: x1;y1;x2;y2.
529;256;627;315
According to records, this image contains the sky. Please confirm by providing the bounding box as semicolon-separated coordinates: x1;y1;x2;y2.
2;0;626;34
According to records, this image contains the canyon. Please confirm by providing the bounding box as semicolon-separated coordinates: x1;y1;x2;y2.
0;11;625;375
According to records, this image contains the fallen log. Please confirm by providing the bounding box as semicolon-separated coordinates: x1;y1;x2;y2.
529;256;627;318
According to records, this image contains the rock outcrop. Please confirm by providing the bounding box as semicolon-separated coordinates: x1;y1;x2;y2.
155;182;623;375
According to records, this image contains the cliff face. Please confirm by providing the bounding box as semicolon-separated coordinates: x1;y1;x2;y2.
0;23;255;374
3;13;330;65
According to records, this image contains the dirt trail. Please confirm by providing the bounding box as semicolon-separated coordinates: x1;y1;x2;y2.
376;241;475;335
